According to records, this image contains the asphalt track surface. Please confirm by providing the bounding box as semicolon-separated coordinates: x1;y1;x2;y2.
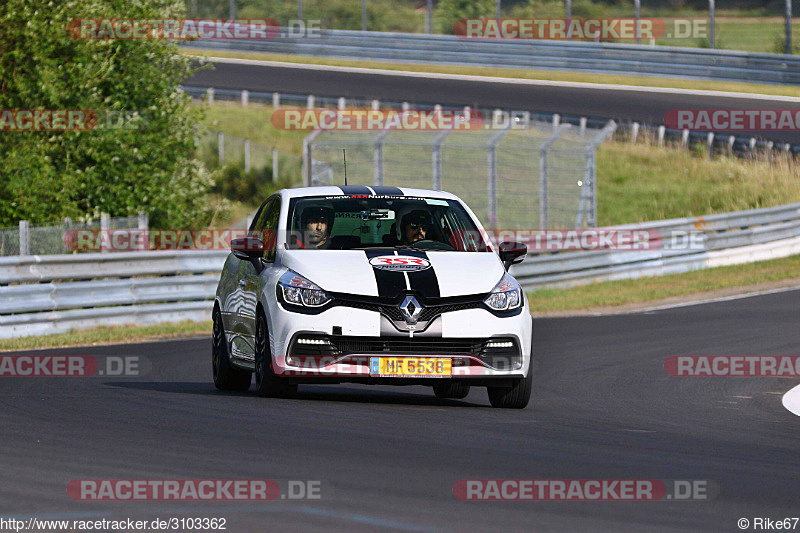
2;289;799;532
187;60;800;143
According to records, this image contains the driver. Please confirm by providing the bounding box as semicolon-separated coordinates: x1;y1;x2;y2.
301;205;334;249
400;209;433;245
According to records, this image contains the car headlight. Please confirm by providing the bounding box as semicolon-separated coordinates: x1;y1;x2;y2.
278;270;331;307
483;273;522;311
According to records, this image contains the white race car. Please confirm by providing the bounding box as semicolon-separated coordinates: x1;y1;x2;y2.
212;186;533;408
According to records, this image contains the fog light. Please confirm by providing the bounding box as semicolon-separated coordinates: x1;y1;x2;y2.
485;341;513;348
286;356;301;367
297;338;328;345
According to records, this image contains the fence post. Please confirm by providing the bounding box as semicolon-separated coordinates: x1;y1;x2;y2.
681;129;690;147
707;132;715;158
338;97;346;110
552;113;560;132
371;99;380;111
272;92;280;108
579;117;587;136
496;0;501;18
206;87;214;104
432;130;451;191
786;0;793;54
361;0;367;31
635;0;641;44
218;132;224;164
302;128;323;186
373;130;392;186
488;125;512;231
19;220;29;256
307;95;315;109
709;0;715;49
244;139;251;173
658;125;666;146
100;213;110;254
631;122;640;143
272;148;279;182
426;0;433;34
241;90;249;106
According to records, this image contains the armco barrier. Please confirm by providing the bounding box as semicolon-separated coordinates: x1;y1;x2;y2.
182;28;800;85
2;203;800;338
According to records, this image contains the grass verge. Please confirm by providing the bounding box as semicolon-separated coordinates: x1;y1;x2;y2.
184;48;800;98
527;253;800;313
0;321;211;352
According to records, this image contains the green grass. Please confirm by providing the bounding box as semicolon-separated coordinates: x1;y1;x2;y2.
0;321;212;352
186;49;800;98
527;253;800;313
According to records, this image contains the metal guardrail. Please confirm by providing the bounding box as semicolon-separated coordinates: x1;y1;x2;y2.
2;203;800;338
182;28;800;85
511;202;800;287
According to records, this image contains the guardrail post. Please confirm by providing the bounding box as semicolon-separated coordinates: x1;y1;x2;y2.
487;125;511;231
307;95;315;109
100;213;110;254
371;99;380;111
707;133;714;158
658;125;666;146
728;135;735;152
580;117;587;136
206;87;214;104
750;137;757;151
272;148;279;182
19;220;29;256
137;212;148;231
373;130;391;186
272;92;280;108
241;89;249;106
681;129;690;148
218;132;224;163
244;139;251;172
432;130;451;191
631;122;640;143
552;113;560;132
338;97;346;110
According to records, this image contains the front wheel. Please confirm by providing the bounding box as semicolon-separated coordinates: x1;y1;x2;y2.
254;312;297;398
212;308;251;392
487;372;532;409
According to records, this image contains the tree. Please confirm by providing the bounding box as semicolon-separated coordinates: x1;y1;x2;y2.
0;0;221;228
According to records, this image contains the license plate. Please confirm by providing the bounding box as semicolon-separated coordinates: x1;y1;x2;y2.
369;357;451;377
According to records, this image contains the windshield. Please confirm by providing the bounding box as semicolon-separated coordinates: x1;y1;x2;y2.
286;195;490;252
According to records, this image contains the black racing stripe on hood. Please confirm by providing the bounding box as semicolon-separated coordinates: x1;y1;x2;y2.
338;185;372;195
370;186;403;195
364;249;406;300
402;250;440;299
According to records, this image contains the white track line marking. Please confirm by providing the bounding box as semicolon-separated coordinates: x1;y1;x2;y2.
202;56;800;103
782;384;800;417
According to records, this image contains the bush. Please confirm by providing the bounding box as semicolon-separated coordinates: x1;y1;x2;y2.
0;0;223;228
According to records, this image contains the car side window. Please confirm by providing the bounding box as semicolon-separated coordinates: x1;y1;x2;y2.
256;197;280;263
251;198;274;237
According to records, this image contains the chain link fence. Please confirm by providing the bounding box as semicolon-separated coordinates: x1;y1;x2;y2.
304;116;616;230
0;215;145;257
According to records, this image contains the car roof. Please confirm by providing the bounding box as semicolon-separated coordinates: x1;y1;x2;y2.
279;186;460;201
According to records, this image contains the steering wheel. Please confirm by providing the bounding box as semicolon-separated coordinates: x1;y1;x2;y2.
408;239;454;251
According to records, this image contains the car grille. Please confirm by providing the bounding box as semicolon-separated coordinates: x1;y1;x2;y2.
332;336;485;355
339;300;482;322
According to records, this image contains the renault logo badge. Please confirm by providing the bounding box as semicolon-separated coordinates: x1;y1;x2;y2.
399;296;422;325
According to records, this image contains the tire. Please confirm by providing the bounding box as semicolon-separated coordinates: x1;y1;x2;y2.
212;308;251;392
254;311;297;398
487;372;532;409
433;382;470;399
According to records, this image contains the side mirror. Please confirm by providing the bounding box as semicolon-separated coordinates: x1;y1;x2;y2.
498;241;527;270
232;237;264;261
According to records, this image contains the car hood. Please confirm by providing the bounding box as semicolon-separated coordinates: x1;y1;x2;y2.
281;249;505;298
